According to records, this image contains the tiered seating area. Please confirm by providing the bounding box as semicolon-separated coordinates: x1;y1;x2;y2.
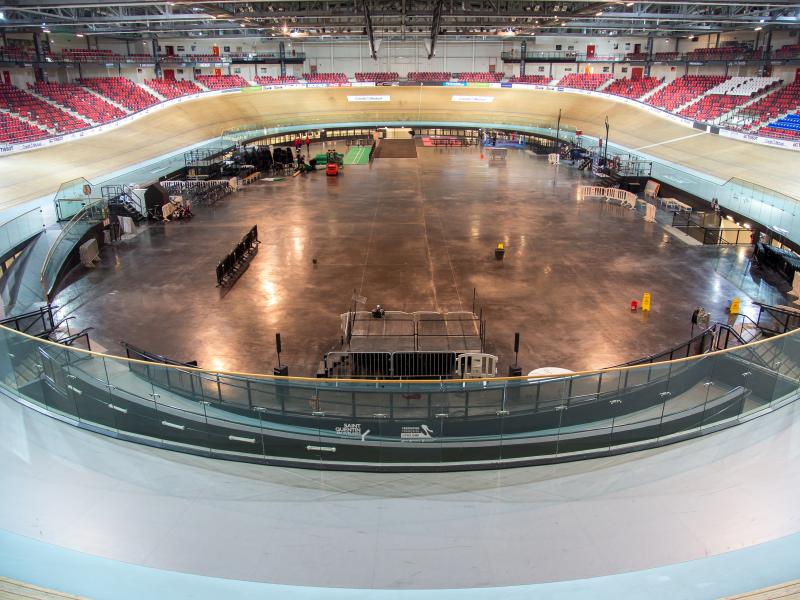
653;52;679;61
144;78;202;99
61;48;124;62
79;77;158;111
354;72;399;82
679;94;753;121
774;44;800;59
407;72;451;82
625;52;649;61
678;76;781;123
556;73;612;90
736;82;800;130
685;46;753;61
761;114;800;139
0;112;49;144
647;75;727;111
303;72;348;83
454;72;503;82
195;74;249;90
0;83;88;133
604;76;663;99
254;75;299;85
0;46;34;61
706;76;780;97
508;75;551;84
127;53;155;62
31;82;126;124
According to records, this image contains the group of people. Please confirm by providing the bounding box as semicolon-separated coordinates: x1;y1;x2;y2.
294;134;312;155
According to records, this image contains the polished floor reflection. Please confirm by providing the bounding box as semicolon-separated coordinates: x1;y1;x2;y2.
55;145;789;376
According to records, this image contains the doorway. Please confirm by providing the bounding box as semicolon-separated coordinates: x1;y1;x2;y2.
163;69;175;81
631;67;644;80
586;44;596;59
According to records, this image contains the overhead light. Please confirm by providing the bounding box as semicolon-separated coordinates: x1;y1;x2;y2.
596;11;603;16
76;33;84;38
755;26;762;30
0;11;5;19
625;1;633;5
759;18;765;23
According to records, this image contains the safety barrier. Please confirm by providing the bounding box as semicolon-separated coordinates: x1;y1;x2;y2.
578;185;637;208
3;316;800;471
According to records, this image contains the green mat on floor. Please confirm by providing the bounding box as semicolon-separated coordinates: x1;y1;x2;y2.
343;146;371;165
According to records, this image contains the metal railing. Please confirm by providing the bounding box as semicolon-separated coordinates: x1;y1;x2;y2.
39;199;107;303
3;316;800;471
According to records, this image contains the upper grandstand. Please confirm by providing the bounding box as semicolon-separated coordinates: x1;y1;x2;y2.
0;68;797;146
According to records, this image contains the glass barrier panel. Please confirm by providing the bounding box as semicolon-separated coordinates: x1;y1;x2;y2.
217;373;252;408
58;347;119;432
700;350;749;430
610;362;673;449
557;373;610;456
657;355;715;441
101;353;161;444
144;363;211;453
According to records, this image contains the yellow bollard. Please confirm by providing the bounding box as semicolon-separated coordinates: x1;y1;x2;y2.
730;297;740;315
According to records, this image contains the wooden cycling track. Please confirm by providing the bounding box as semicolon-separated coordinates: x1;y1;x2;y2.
0;85;796;210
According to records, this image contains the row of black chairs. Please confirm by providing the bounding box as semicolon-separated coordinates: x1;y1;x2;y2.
216;225;260;287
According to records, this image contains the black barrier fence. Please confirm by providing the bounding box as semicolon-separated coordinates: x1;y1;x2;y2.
216;225;259;287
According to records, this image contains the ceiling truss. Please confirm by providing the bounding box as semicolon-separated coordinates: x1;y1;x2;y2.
0;0;797;40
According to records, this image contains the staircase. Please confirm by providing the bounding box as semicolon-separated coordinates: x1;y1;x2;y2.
139;82;167;101
27;88;100;126
640;80;670;102
82;87;131;115
101;184;145;222
0;107;52;135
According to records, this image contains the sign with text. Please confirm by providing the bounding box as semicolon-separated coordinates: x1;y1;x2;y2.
347;95;390;102
451;95;494;103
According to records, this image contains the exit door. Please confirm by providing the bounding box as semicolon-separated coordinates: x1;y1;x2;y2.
796;68;800;82
2;71;10;85
634;43;641;54
212;45;220;57
163;69;175;81
631;67;644;80
214;68;222;76
586;44;596;59
164;45;175;56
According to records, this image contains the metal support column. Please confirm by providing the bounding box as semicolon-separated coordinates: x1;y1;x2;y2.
760;29;773;76
645;34;654;77
279;41;287;78
520;40;527;77
151;38;162;78
32;32;47;83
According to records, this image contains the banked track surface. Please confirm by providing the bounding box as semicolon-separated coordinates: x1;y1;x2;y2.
0;86;797;210
2;389;800;593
